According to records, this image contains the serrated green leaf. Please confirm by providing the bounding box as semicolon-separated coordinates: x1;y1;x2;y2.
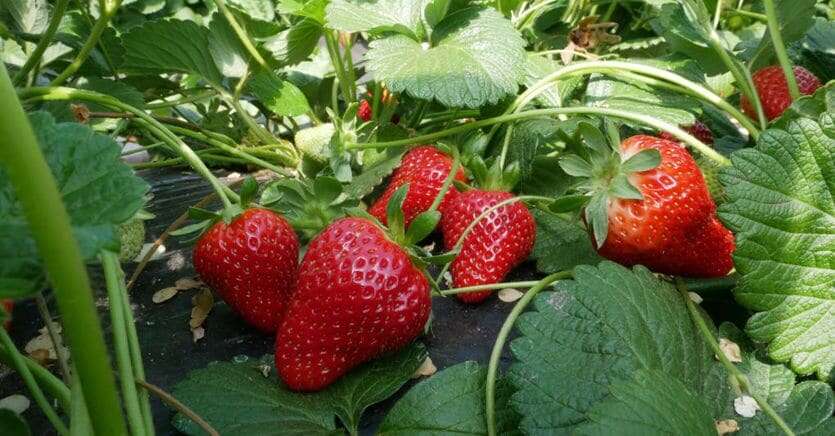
278;0;328;23
228;0;275;22
506;117;562;183
365;7;526;108
208;13;249;78
530;209;601;274
173;343;426;435
262;19;323;67
423;0;451;29
378;361;520;435
646;1;726;74
0;112;149;298
739;382;835;435
718;117;835;381
576;370;717;436
798;18;835;82
772;81;834;129
0;0;48;34
509;262;730;434
247;71;311;117
345;148;406;199
121;19;223;85
326;0;429;36
522;54;582;108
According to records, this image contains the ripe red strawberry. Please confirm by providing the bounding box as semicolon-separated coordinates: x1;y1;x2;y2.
2;299;12;330
441;190;536;304
193;208;299;333
358;99;372;122
594;135;734;277
276;217;430;391
741;65;822;121
659;120;714;145
369;146;467;227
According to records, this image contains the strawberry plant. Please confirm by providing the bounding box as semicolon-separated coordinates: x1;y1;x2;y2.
0;1;833;436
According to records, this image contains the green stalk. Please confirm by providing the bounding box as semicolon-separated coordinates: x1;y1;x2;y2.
12;0;69;85
726;9;767;22
325;31;354;104
712;0;724;29
0;329;69;435
145;90;216;109
121;284;154;435
20;86;236;210
166;125;296;174
348;107;731;167
51;0;122;86
34;292;72;383
210;0;269;70
69;368;92;436
676;279;795;436
0;66;127;436
102;251;147;436
342;34;358;100
707;33;768;129
0;346;71;411
485;272;572;436
427;157;460;213
440;280;542;296
762;0;801;100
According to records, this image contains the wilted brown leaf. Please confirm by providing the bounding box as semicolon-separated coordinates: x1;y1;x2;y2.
152;287;179;304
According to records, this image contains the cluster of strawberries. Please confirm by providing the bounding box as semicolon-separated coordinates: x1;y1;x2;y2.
190;64;819;392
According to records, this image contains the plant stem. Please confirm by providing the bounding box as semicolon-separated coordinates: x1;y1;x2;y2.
13;0;69;85
342;33;358;99
713;0;724;29
676;278;795;436
102;251;147;436
485;271;572;436
707;33;768;129
167;125;295;175
0;345;72;411
0;66;127;436
210;0;269;69
51;0;122;85
20;86;237;210
145;90;216;109
349;107;731;167
325;31;354;104
427;156;460;213
762;0;800;100
118;267;154;435
136;379;220;436
34;292;72;383
725;9;767;22
69;366;92;436
440;280;541;296
0;329;69;435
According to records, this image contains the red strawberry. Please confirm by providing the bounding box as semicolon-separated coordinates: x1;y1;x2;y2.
369;146;468;227
358;99;372;122
2;299;12;330
276;217;430;391
194;209;299;333
659;120;714;145
441;190;536;304
741;65;822;121
595;135;734;277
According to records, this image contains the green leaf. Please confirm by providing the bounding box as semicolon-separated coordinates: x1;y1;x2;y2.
173;343;426;435
621;148;661;173
365;7;526;108
121;19;223;85
530;209;601;274
798;18;835;82
772;81;834;130
0;112;149;298
208;13;249;78
575;370;717;436
326;0;428;36
228;0;276;22
584;58;702;127
423;0;451;29
548;195;589;213
740;0;816;70
646;1;725;74
247;71;312;117
262;19;323;67
509;262;730;434
718;117;835;381
0;0;48;34
344;148;406;199
506;117;562;183
378;361;520;435
522;54;584;109
0;409;30;436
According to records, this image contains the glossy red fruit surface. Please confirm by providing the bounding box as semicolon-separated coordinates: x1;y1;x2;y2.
598;135;734;277
276;217;430;391
369;146;468;227
441;190;536;304
659;120;714;145
193;209;299;333
741;66;822;121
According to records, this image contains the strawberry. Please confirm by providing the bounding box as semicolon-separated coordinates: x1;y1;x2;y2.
369;146;467;227
562;135;734;277
659;120;714;145
2;299;12;330
741;65;822;121
358;99;373;122
441;189;536;304
275;217;430;391
193;208;299;333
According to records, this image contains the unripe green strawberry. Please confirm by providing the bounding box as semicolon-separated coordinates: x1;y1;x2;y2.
118;218;146;262
294;123;335;163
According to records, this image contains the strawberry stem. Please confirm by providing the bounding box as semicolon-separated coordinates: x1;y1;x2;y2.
50;0;122;86
211;0;270;70
762;0;801;100
12;0;69;86
485;271;573;436
440;280;542;296
427;154;461;214
676;278;796;436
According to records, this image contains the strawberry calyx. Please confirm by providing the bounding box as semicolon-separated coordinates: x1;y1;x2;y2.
262;176;359;241
557;137;662;248
171;176;261;239
467;156;520;192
